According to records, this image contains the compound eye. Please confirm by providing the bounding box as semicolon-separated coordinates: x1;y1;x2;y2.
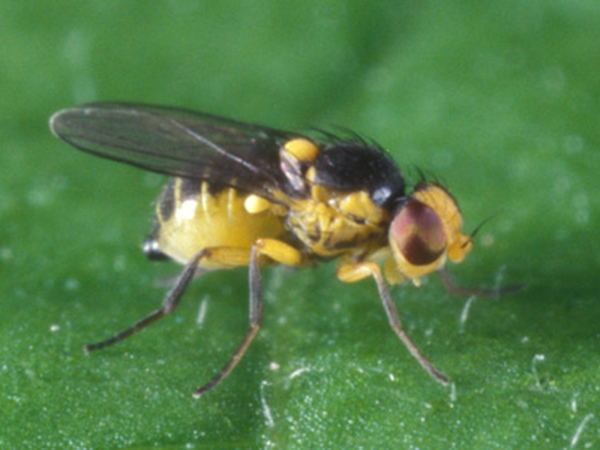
390;200;447;266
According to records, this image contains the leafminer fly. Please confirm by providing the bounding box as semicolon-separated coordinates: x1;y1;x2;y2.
50;103;514;396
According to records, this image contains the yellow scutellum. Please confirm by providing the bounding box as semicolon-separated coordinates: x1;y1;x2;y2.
284;138;319;163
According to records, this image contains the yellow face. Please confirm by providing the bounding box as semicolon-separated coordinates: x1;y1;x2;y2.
388;183;473;283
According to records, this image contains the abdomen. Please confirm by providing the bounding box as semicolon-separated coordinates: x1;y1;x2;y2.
146;178;287;267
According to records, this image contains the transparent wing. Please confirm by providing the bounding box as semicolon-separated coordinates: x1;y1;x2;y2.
50;102;302;199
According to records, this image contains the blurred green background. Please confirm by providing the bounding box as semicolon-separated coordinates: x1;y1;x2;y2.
1;1;599;448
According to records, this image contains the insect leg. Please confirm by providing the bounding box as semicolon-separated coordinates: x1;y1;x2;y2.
85;249;209;353
337;261;449;386
194;239;304;397
193;244;262;397
437;268;523;298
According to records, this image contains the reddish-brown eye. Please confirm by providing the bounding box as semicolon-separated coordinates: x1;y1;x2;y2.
391;200;447;265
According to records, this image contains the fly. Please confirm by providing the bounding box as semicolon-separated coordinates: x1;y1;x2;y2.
50;102;515;397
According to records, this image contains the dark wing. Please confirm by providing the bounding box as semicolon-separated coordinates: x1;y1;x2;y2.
50;102;303;200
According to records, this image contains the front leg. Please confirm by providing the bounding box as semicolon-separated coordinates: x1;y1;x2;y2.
337;261;449;386
437;268;523;298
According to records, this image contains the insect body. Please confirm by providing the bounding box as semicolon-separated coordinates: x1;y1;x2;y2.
51;103;477;396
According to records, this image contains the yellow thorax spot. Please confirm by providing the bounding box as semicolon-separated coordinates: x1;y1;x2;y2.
305;166;317;183
244;194;272;214
284;138;319;163
339;191;388;224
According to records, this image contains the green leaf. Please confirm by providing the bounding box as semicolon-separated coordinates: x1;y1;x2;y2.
2;1;599;448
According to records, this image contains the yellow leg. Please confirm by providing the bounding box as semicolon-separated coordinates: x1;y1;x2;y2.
194;239;305;268
337;260;381;283
86;240;306;396
337;261;449;386
84;241;301;351
194;239;305;396
253;238;305;266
